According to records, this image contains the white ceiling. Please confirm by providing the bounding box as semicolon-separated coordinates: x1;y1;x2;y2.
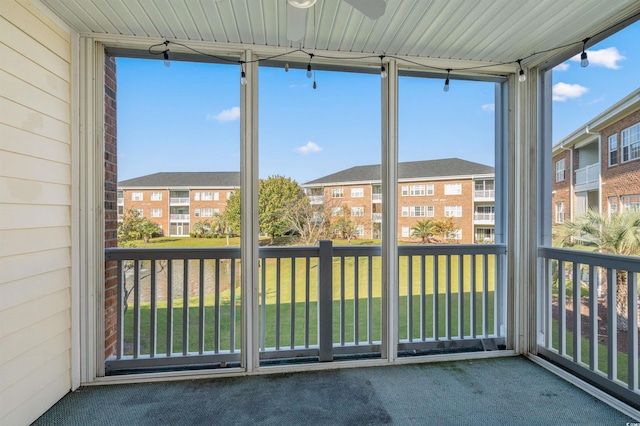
40;0;640;73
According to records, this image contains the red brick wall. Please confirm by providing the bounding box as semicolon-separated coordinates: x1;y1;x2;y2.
104;53;118;359
600;109;640;211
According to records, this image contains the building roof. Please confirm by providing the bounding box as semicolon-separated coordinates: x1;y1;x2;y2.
119;172;240;188
304;158;494;186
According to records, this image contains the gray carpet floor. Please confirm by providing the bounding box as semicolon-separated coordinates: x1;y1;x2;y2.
33;356;635;425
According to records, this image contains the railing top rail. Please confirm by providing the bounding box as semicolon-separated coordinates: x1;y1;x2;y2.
399;244;506;256
105;247;242;261
538;246;640;272
332;245;382;257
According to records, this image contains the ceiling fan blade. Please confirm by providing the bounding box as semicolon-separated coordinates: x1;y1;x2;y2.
287;4;308;41
343;0;386;19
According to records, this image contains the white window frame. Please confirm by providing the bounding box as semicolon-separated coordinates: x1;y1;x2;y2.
194;208;201;217
194;192;200;201
401;206;409;217
213;192;219;201
351;188;364;198
131;192;143;201
444;183;462;195
150;191;162;201
151;208;162;218
621;194;640;212
426;184;434;196
201;208;213;217
426;206;434;217
331;207;343;216
608;134;618;167
409;185;425;196
447;229;462;240
351;206;364;217
401;226;410;238
135;208;144;216
608;197;619;214
444;206;462;217
331;188;344;198
401;185;408;196
409;206;425;217
555;159;566;182
355;225;365;236
555;202;564;224
201;191;213;201
622;123;640;163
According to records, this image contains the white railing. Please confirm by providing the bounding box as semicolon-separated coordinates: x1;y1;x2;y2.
474;212;495;222
372;194;382;203
104;243;506;374
575;163;599;185
474;190;495;200
170;214;189;221
170;197;190;204
372;213;382;222
538;247;640;407
308;195;324;205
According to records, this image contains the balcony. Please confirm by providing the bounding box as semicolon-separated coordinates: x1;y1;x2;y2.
474;189;495;201
170;197;190;205
372;193;382;203
170;213;190;221
575;163;599;186
474;212;495;224
308;195;324;205
372;213;382;222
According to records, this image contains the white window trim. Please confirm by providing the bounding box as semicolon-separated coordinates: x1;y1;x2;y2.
351;188;364;198
444;183;462;195
555;159;566;182
608;134;618;167
426;184;434;196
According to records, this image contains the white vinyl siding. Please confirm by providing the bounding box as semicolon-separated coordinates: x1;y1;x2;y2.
0;3;72;425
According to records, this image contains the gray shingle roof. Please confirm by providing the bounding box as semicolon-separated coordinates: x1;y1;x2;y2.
304;158;494;185
119;172;240;188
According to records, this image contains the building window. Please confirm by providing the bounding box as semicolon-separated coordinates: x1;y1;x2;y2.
608;134;618;167
351;188;364;198
621;194;640;212
226;191;231;200
355;225;365;236
555;159;566;182
444;183;462;195
351;206;364;217
475;228;494;243
135;208;144;216
401;206;409;217
132;192;143;201
194;209;200;217
194;192;200;201
622;123;640;162
150;191;162;201
409;206;425;217
426;206;434;217
409;185;425;196
401;226;410;238
151;208;162;218
401;185;409;196
214;208;220;214
555;202;565;223
426;184;434;196
331;207;343;216
201;191;213;201
331;188;344;198
201;208;213;217
444;206;462;217
213;192;219;201
447;229;462;240
608;197;619;214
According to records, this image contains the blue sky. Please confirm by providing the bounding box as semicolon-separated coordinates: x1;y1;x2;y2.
117;21;638;183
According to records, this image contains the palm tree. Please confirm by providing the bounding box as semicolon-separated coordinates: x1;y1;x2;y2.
555;208;640;331
411;219;436;243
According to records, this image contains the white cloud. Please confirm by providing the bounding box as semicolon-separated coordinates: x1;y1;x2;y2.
554;63;570;71
207;106;240;122
552;82;588;102
570;47;625;69
481;103;495;112
295;141;322;155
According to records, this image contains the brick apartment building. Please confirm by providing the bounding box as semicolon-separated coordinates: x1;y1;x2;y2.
302;158;496;244
552;88;640;226
118;172;240;236
119;158;495;243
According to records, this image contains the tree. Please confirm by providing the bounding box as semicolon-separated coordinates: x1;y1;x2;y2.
192;220;212;237
223;190;242;236
432;217;458;243
259;176;306;244
117;209;160;246
555;209;640;331
281;195;333;245
411;219;436;243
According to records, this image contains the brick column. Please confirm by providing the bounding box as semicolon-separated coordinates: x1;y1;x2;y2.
104;53;118;359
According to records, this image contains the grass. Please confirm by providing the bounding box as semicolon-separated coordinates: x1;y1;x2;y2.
123;291;495;356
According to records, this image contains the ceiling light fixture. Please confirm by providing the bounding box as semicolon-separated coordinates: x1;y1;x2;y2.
162;40;170;68
580;38;590;67
380;55;387;79
517;59;526;83
288;0;317;8
443;69;451;92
